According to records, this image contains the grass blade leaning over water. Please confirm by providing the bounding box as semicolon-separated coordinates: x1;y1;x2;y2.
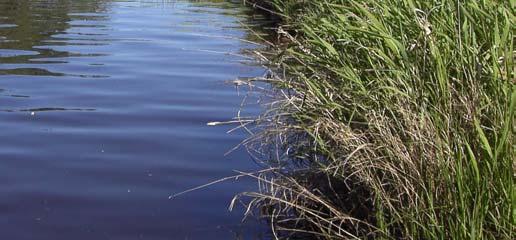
241;0;515;239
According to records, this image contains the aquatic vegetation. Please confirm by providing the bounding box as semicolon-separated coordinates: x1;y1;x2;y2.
240;0;515;239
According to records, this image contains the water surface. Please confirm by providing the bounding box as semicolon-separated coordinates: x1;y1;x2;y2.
0;0;266;239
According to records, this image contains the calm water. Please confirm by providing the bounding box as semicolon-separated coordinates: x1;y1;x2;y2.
0;0;266;239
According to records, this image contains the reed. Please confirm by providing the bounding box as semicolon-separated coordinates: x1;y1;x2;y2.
238;0;515;239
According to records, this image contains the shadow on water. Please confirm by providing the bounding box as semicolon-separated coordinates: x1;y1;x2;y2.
0;0;271;239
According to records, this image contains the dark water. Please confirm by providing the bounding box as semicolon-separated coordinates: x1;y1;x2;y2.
0;0;266;239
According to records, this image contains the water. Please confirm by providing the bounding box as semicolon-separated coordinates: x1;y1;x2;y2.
0;0;267;239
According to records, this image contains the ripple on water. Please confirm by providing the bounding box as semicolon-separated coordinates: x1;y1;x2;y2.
0;23;17;28
0;49;40;58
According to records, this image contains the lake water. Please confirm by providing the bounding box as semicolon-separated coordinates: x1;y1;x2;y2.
0;0;267;239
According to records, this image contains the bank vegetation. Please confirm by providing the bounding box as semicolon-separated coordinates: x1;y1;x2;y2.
238;0;515;239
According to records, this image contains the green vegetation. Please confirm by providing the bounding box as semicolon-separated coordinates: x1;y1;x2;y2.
241;0;515;239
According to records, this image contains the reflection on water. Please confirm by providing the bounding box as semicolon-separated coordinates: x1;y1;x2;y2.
0;0;267;239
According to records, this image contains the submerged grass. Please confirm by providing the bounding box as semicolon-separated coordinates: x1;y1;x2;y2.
237;0;515;239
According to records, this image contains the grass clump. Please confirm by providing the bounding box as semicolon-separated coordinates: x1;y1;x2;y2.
240;0;515;239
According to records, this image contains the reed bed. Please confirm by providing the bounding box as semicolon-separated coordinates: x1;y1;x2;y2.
237;0;515;239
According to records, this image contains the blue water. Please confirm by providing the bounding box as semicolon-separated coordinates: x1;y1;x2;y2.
0;0;266;239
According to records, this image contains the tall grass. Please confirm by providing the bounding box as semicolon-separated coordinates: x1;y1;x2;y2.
239;0;515;239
